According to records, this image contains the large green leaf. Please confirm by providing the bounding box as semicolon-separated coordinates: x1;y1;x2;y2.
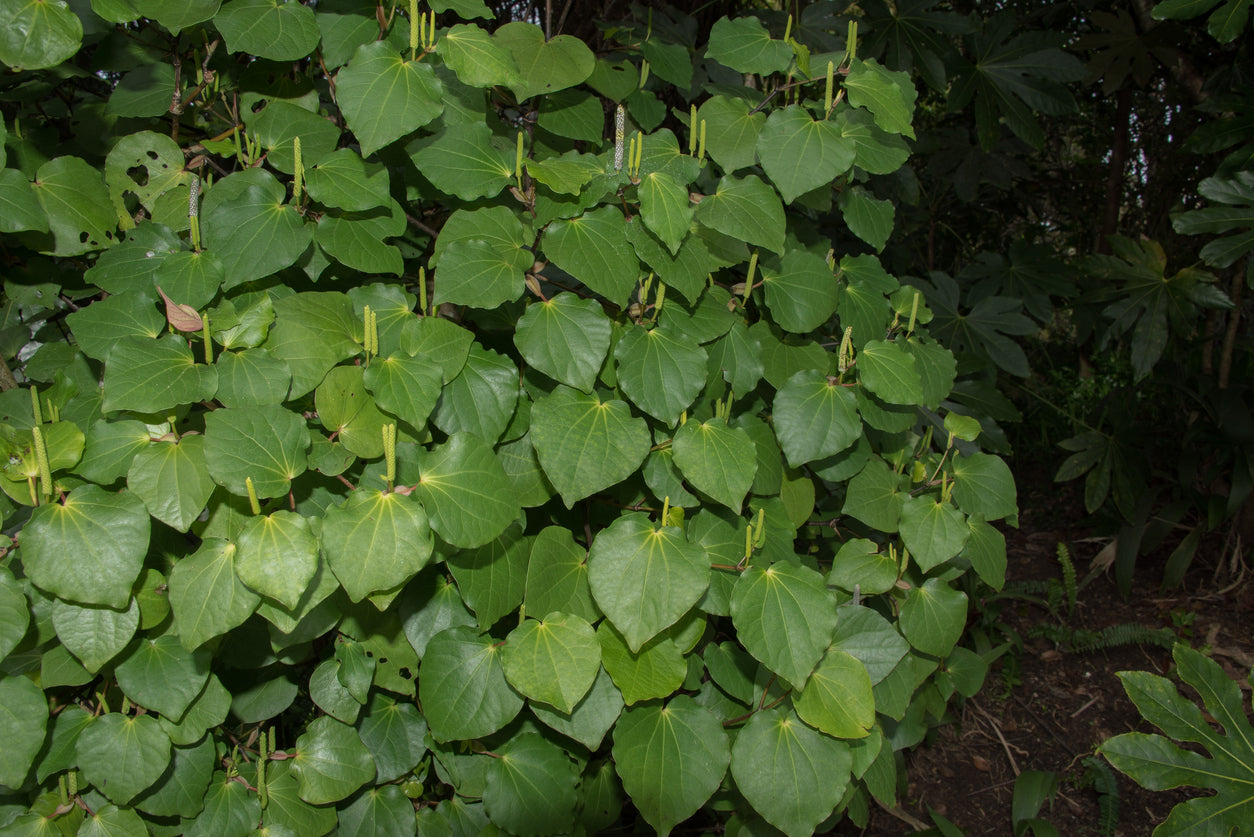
168;538;260;651
105;131;191;226
857;339;923;405
132;735;215;818
0;168;47;234
102;335;218;414
291;716;376;804
844;57;918;139
336;41;444;157
838;186;895;251
501;612;600;713
362;352;442;431
315;365;388;459
201;173;311;289
433;236;532;310
793;648;875;739
234;511;320;609
0;573;28;663
21;485;149;609
761;249;840;332
415;432;520;548
951;451;1018;521
203;403;309;499
614;325;707;425
322;488;435;602
213;349;291;408
588;513;709;653
127;435;215;532
842;457;906;532
419;625;524;741
30;156;117;256
431;343;519;443
0;672;52;788
529;386;651;507
515;293;612;393
265;291;362;398
76;713;171;805
730;706;852;837
446;523;531;631
597;620;686;705
216;0;320;61
898;578;968;657
263;759;338;835
670;417;756;511
899;494;970;572
756;106;855;204
131;0;220;32
483;733;580;837
542;206;640;305
0;0;82;70
772;370;861;467
697;96;765;174
530;664;624;749
114;634;210;720
494;21;595;101
611;697;730;837
337;785;414;837
412;122;513;201
523;525;598;623
706;15;793;75
694;174;786;254
437;23;521;88
305;148;391;211
316;204;405;277
731;560;836;687
639;171;695;254
51;597;140;673
357;692;429;783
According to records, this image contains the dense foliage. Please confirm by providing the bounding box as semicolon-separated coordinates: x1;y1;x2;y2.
0;1;1025;835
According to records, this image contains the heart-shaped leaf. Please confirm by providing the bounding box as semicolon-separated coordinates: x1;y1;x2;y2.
322;488;435;602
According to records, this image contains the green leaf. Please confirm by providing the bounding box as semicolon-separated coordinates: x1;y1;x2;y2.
0;169;47;233
530;664;624;749
105;132;191;227
695;174;785;254
639;172;695;255
515;293;612;393
0;673;49;788
399;571;476;657
415;432;520;548
362;352;442;430
419;625;524;741
502;612;600;713
126;436;215;532
0;573;28;663
483;733;579;837
523;525;598;623
793;648;875;739
76;713;171;804
214;349;291;408
537;88;606;142
730;706;852;837
265;291;362;398
311;658;361;724
412;122;513;201
588;513;709;653
131;0;220;32
204;403;310;499
336;41;444;157
433;237;532;310
316;204;405;277
0;0;82;70
614;325;707;425
827;538;898;595
102;335;217;414
437;23;520;88
857;339;923;405
22;485;149;609
114;634;210;720
168;538;260;651
494;21;595;101
671;417;757;511
963;515;1007;590
291;716;375;804
833;107;912;175
201;173;312;289
597;620;686;705
216;0;320;61
625;216;712;304
315;365;388;459
133;735;215;818
357;692;429;783
842;458;906;532
157;251;225;310
731;561;836;686
304;148;390;211
235;511;319;609
612;697;730;837
542;206;640;305
337;785;414;837
697;96;765;174
899;578;968;657
431;344;519;443
69;290;164;362
899;495;970;572
756;106;855;204
706;16;793;76
838;186;895;251
772;370;860;467
30;156;116;256
446;523;531;631
529;386;650;507
430;205;527;268
528;150;603;195
263;759;337;835
952;452;1018;521
323;488;434;602
761;248;840;332
52;597;140;673
844;57;917;139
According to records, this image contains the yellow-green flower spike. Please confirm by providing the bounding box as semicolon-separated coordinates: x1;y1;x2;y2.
689;104;698;154
825;61;834;115
202;310;213;365
614;105;625;171
418;266;428;316
743;250;759;306
409;0;419;60
188;175;201;251
640;59;650;87
292;136;303;204
698;119;706;163
383;423;397;488
246;477;261;515
908;290;921;334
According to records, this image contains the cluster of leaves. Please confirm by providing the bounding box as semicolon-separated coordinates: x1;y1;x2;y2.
0;2;1018;836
